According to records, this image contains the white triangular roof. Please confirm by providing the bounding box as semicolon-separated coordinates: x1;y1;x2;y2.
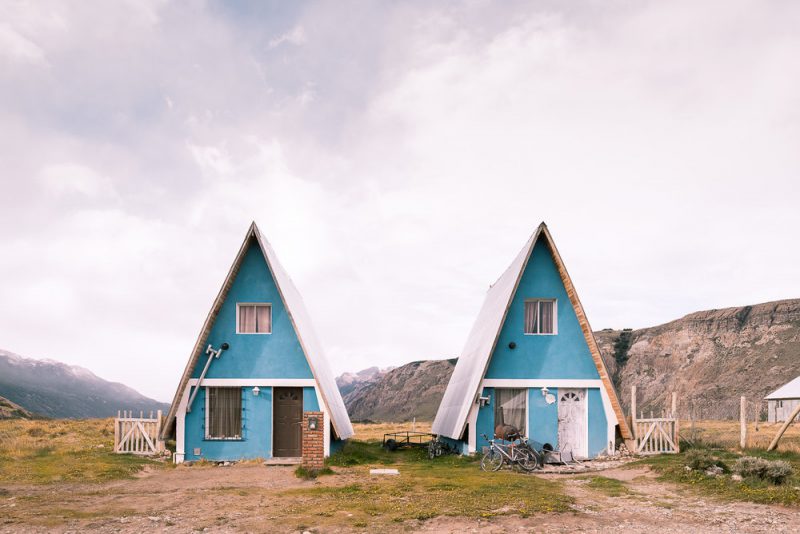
766;376;800;400
432;223;631;441
162;222;354;440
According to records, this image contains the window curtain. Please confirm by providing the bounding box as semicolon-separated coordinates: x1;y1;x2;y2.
539;301;554;333
239;305;257;333
494;388;526;433
524;301;538;334
256;305;271;333
208;387;242;438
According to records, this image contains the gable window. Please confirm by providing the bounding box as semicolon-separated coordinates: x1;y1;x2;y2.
237;303;271;334
524;299;556;334
205;387;242;439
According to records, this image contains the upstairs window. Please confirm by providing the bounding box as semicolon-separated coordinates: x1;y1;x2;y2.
524;299;556;334
237;303;272;334
206;387;242;439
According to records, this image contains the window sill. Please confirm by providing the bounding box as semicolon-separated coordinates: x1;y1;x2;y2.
235;332;272;335
203;437;245;441
523;333;558;336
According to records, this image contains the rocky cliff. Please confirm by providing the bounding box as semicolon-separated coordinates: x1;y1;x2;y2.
596;299;800;420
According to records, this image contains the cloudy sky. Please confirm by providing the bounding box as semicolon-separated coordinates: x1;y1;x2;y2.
1;1;798;401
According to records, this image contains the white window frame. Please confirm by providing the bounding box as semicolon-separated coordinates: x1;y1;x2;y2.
523;298;558;335
204;386;244;440
235;302;272;334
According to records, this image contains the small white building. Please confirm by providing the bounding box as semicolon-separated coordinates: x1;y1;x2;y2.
766;377;800;423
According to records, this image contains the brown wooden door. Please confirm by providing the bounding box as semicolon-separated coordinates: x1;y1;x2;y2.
273;387;303;457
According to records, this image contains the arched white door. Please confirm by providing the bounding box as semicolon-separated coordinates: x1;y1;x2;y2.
557;388;587;459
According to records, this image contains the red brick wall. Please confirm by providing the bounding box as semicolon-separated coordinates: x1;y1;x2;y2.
302;411;324;470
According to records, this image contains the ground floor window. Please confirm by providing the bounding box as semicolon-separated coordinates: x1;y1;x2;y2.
494;388;526;436
206;387;242;439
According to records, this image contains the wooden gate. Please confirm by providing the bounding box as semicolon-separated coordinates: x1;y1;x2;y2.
114;410;164;455
631;386;679;455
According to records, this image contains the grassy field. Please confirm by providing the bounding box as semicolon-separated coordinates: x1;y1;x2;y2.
681;419;800;452
0;418;163;484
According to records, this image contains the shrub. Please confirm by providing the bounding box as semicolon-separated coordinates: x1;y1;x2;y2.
765;461;794;485
734;456;794;485
294;466;334;480
685;449;727;472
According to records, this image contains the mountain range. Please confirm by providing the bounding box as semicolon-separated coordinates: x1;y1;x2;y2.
0;349;169;419
337;299;800;422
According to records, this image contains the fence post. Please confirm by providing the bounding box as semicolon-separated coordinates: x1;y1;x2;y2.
114;410;120;452
672;392;680;453
740;396;747;449
631;385;638;442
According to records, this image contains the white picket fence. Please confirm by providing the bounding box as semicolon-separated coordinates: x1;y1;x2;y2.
114;410;164;455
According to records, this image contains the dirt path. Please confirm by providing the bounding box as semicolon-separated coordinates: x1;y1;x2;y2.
2;464;799;533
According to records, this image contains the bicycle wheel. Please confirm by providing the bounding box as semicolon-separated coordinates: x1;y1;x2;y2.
481;448;504;471
517;448;541;472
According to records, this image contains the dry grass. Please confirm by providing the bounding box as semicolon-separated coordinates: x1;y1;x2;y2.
352;421;432;441
0;418;163;483
684;420;800;452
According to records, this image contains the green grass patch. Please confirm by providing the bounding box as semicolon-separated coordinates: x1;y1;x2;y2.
581;476;631;497
633;445;800;506
295;466;335;479
291;441;573;524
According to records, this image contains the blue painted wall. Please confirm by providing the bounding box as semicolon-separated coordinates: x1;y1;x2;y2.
588;388;608;457
485;238;600;380
528;387;558;449
184;386;272;462
191;240;313;380
184;385;337;461
303;387;320;411
475;387;494;451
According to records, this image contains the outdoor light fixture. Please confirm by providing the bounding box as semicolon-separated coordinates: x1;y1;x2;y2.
252;386;260;396
308;417;318;430
508;341;516;349
478;395;491;407
541;387;556;405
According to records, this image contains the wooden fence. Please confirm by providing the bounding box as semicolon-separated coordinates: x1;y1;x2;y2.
631;386;679;455
114;410;164;455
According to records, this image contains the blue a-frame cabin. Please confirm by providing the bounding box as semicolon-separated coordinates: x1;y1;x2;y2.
433;223;632;458
161;222;353;463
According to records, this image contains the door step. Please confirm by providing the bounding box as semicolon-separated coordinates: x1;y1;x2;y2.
263;457;302;466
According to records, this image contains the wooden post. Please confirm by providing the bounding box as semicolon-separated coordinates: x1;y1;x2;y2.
631;386;638;441
768;401;800;451
740;396;747;449
114;410;120;452
672;392;680;453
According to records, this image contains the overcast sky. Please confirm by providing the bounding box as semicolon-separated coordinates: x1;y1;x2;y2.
1;1;798;402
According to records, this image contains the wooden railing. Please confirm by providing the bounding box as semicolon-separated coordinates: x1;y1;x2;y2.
114;410;164;455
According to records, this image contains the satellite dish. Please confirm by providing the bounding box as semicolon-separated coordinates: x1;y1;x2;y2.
545;393;556;405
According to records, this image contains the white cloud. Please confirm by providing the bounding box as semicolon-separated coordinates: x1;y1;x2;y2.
268;25;307;49
1;1;799;400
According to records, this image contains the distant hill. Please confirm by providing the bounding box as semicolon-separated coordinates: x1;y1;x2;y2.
595;299;800;420
339;359;456;422
0;349;169;419
338;299;800;422
336;366;394;398
0;394;39;420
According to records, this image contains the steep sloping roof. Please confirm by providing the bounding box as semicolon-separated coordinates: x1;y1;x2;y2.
161;222;354;440
432;223;631;441
766;376;800;400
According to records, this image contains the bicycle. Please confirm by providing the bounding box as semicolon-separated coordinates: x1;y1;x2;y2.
480;433;541;472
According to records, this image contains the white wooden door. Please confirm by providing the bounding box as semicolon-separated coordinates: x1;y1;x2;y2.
557;388;587;459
